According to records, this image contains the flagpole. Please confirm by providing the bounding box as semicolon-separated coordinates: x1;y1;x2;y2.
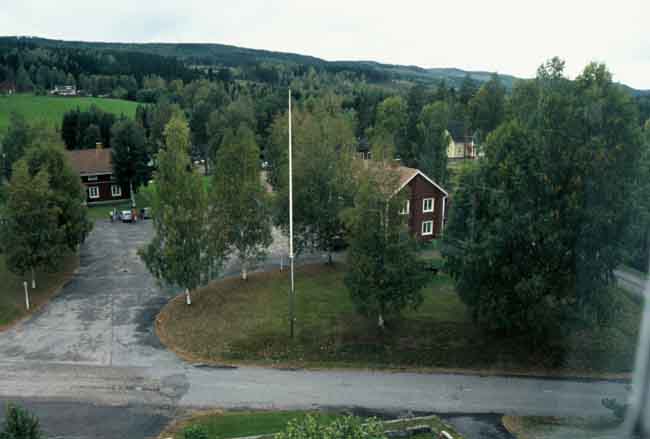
288;88;295;339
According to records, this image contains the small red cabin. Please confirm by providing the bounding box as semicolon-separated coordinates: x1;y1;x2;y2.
65;145;131;205
394;166;448;241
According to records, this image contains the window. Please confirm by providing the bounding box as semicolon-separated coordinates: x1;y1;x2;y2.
399;200;410;215
111;184;122;198
423;198;434;213
421;220;433;236
88;186;100;199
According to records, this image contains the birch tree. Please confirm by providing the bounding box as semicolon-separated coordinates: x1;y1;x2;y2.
211;126;272;280
140;116;222;305
2;162;64;289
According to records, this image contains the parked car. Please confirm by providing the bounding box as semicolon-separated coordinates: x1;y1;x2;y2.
120;210;133;223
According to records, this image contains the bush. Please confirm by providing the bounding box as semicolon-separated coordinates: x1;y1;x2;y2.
181;424;209;439
0;404;43;439
276;415;386;439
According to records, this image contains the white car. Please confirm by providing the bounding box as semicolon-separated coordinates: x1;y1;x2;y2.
120;210;133;223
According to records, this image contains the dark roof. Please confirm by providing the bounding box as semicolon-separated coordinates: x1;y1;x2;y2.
65;148;113;176
447;120;466;141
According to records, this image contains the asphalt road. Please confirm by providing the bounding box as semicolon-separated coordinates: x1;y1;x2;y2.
0;220;633;438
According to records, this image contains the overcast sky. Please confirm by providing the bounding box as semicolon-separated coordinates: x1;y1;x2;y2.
2;0;649;89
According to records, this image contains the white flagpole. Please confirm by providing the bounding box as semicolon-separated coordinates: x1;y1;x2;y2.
288;88;295;338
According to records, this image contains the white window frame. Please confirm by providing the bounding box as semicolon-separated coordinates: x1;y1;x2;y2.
87;175;98;182
400;200;410;215
111;184;122;198
88;186;100;199
423;198;434;213
421;220;433;236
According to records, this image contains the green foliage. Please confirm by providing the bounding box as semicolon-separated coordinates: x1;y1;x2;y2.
443;60;643;340
140;116;222;297
60;105;117;150
211;125;271;279
344;165;428;328
276;415;386;439
272;98;358;259
181;424;209;439
417;101;450;185
369;96;407;162
0;404;43;439
207;95;256;163
0;94;138;139
22;144;92;252
110;118;150;201
1;113;30;180
468;73;506;141
2;162;63;280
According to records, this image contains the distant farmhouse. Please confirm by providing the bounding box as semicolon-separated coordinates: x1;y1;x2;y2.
446;121;477;160
65;143;131;204
0;80;16;95
50;84;78;96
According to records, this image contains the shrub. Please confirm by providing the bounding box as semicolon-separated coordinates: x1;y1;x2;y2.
276;415;386;439
181;424;209;439
0;404;43;439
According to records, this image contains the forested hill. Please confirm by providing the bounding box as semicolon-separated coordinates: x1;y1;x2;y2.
0;36;525;90
2;36;649;96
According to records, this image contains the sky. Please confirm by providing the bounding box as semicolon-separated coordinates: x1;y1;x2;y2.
2;0;649;89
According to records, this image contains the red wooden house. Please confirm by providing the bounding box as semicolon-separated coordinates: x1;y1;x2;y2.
394;166;449;241
65;145;131;205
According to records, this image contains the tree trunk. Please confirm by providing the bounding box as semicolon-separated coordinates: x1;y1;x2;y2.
242;264;248;281
185;288;192;305
327;252;333;265
378;313;385;329
31;268;36;289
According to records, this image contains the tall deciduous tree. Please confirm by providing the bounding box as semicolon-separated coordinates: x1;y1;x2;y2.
272;100;358;260
468;73;506;141
343;165;428;329
443;61;643;341
211;125;272;280
417;101;450;185
368;96;407;162
2;112;31;180
23;143;92;252
140;116;220;305
111;119;150;206
2;162;63;289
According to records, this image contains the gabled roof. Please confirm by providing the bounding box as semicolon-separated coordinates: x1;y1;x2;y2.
394;165;448;197
65;148;113;176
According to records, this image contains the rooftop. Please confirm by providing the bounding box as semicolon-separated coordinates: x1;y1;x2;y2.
65;148;113;176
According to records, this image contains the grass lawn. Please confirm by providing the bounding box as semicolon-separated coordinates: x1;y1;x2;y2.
0;93;138;135
0;253;79;328
502;415;622;439
157;263;641;375
162;410;461;439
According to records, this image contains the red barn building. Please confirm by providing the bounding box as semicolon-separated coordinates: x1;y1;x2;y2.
394;166;448;241
65;146;131;205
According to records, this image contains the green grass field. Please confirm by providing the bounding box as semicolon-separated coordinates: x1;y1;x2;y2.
158;262;641;375
0;93;138;135
0;253;79;328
